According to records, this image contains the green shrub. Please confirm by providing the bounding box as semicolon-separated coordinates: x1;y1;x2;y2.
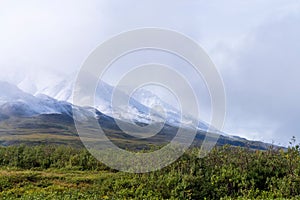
0;139;300;199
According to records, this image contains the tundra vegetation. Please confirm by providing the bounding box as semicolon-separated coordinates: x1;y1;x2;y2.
0;139;299;199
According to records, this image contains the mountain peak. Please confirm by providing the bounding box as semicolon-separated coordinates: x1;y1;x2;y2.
0;82;73;117
0;81;34;105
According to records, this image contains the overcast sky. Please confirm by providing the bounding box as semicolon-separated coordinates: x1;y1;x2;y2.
0;0;300;145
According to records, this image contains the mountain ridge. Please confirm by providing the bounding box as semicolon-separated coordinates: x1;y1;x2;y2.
0;81;282;150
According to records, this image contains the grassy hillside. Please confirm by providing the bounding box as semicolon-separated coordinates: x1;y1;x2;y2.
0;114;274;151
0;143;299;199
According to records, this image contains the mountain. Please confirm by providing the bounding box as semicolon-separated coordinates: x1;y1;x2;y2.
0;81;72;117
34;73;161;124
34;74;221;133
0;81;276;150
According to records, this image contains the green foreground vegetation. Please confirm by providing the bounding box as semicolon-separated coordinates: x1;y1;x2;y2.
0;142;299;199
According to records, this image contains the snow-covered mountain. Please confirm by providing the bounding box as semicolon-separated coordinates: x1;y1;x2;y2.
6;70;223;134
0;80;276;150
34;75;218;133
32;73;164;125
0;81;72;117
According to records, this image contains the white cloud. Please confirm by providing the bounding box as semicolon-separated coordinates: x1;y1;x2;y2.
220;11;300;145
0;0;300;145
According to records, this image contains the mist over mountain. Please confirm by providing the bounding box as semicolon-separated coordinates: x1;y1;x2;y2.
0;80;277;150
17;72;220;133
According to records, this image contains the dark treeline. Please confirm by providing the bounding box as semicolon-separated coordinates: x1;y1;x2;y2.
0;142;300;199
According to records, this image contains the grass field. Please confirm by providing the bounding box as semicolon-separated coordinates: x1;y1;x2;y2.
0;168;120;199
1;167;203;200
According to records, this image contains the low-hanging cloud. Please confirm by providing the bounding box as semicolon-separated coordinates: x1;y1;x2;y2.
0;0;300;145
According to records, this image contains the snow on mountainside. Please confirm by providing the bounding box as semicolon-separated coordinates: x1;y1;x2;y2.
0;81;277;151
38;74;74;103
0;81;33;105
131;88;225;133
131;88;188;124
34;75;216;132
0;81;72;117
6;70;222;134
35;73;164;124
